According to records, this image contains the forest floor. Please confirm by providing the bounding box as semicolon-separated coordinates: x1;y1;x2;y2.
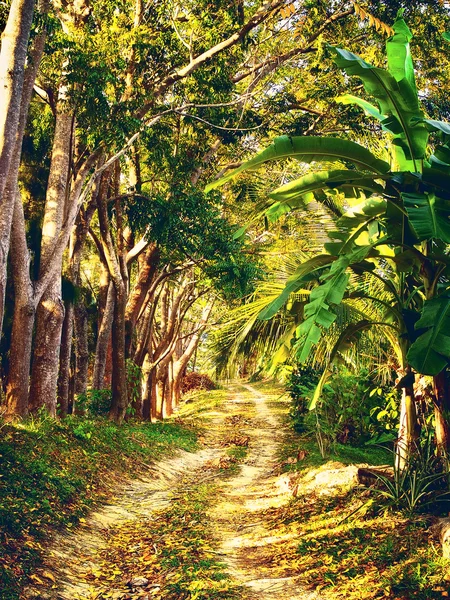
11;383;450;599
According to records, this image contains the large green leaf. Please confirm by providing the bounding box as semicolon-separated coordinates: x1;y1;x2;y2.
205;136;391;192
269;170;385;202
264;170;386;223
386;13;416;94
295;270;350;363
294;241;380;363
407;294;450;375
336;94;384;121
331;42;428;164
258;255;334;320
402;191;450;243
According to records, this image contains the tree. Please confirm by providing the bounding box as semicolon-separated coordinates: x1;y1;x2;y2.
207;10;450;461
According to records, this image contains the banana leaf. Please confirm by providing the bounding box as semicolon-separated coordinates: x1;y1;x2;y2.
402;191;450;243
386;13;416;94
268;170;386;202
407;293;450;375
331;41;428;164
295;239;388;363
205;136;391;192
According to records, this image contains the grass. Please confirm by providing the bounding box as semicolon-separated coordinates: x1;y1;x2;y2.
0;413;198;599
261;487;450;599
259;388;450;600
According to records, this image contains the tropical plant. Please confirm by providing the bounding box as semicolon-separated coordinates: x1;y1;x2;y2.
207;10;450;462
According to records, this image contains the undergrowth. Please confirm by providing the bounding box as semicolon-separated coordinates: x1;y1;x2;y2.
266;392;450;599
0;414;198;599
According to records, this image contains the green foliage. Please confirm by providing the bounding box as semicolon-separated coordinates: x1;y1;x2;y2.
366;386;399;444
76;389;112;416
367;437;450;516
126;359;142;411
286;366;319;433
407;293;450;375
287;368;400;450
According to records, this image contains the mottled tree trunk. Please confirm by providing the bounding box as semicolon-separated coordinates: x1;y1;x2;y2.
141;353;154;421
433;371;450;455
0;0;36;334
110;281;128;423
5;197;36;417
3;6;48;415
74;303;89;396
155;374;167;420
125;244;159;357
29;111;73;414
57;302;74;416
92;281;115;390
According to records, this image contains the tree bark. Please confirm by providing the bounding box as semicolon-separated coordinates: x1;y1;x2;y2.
125;244;160;357
74;303;89;397
29;110;73;414
57;302;74;416
110;281;128;422
5;197;36;417
0;0;36;334
92;280;115;390
433;371;450;454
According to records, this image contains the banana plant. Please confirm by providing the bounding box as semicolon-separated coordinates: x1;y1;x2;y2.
207;10;450;455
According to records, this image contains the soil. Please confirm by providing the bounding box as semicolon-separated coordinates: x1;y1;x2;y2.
23;384;339;600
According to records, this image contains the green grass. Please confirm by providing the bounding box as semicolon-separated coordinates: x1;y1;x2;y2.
0;414;198;599
262;386;450;600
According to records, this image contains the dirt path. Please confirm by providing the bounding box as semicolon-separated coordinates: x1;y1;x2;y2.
25;384;322;600
212;384;321;600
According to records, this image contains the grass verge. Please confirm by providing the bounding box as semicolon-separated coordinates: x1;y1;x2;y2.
0;414;198;599
261;391;450;599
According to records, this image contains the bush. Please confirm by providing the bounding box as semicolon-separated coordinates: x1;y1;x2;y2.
286;366;319;433
287;367;399;449
76;389;112;415
181;372;217;394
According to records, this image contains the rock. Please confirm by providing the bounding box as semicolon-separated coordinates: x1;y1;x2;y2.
357;465;393;487
430;518;450;558
130;576;149;587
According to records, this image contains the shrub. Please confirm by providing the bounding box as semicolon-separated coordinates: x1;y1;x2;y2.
287;367;399;448
76;388;112;416
181;372;217;394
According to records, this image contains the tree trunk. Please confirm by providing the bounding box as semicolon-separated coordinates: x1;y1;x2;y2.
5;303;35;417
395;370;418;471
125;244;159;357
74;303;89;397
0;0;36;334
92;281;115;390
155;373;167;420
141;352;154;421
29;110;73;414
57;302;74;416
29;280;65;416
109;281;128;423
5;196;36;418
433;371;450;454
